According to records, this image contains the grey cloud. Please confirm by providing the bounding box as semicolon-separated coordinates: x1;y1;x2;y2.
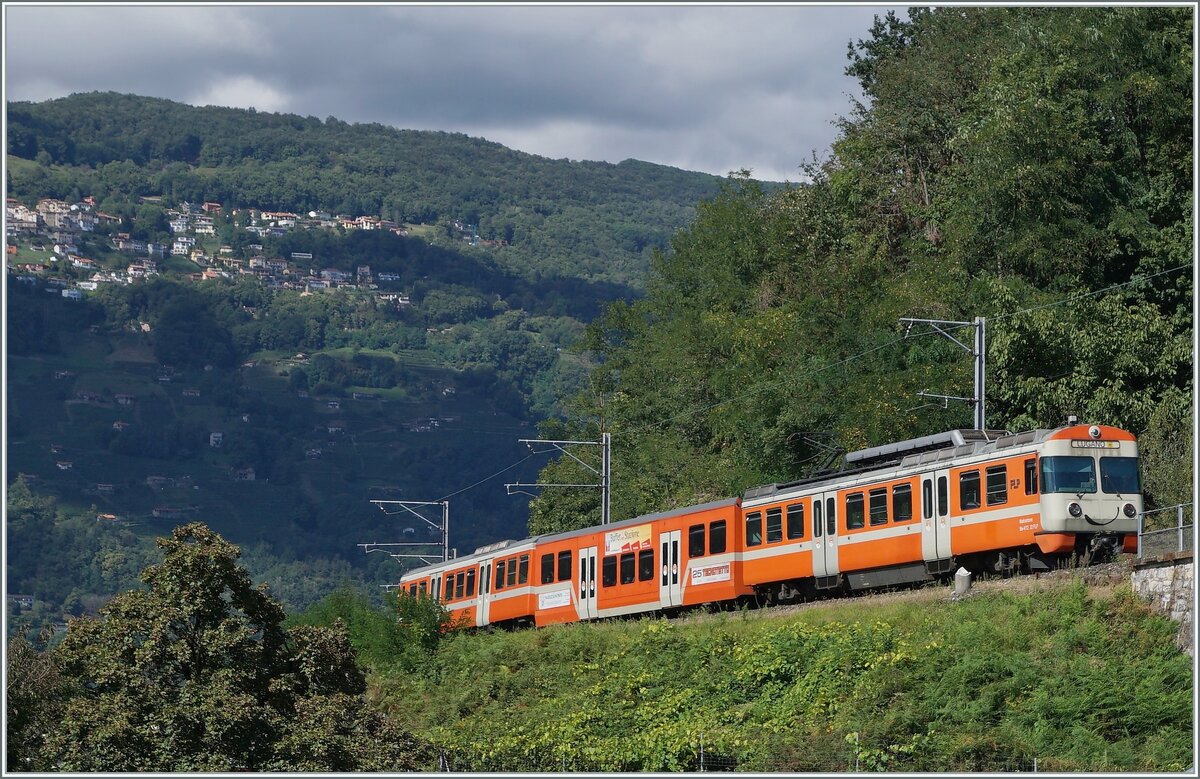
4;4;893;182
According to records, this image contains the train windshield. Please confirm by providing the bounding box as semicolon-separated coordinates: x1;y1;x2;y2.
1100;457;1141;495
1039;456;1096;494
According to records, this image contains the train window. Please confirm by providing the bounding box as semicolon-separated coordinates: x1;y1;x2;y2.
619;553;635;584
540;553;555;584
746;512;763;546
688;524;706;557
518;555;530;585
846;493;865;530
495;561;506;591
813;500;823;537
826;498;835;535
602;555;617;587
483;565;490;594
408;583;417;596
986;465;1008;506
710;520;727;554
1024;459;1038;495
433;578;441;602
557;550;572;582
1100;457;1140;495
1040;456;1096;494
893;484;913;523
638;549;655;581
922;480;933;520
418;581;427;595
937;477;948;516
786;503;805;539
454;572;465;600
766;508;783;543
868;489;888;526
466;569;476;597
506;557;518;588
960;471;981;510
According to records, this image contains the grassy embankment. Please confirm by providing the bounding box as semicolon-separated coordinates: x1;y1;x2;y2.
371;575;1192;772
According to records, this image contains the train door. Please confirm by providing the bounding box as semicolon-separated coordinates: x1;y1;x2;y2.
576;546;598;620
431;573;443;603
812;492;840;587
477;561;491;627
921;470;954;573
659;529;682;607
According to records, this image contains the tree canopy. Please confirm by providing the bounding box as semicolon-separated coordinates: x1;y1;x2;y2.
529;6;1193;534
6;523;434;772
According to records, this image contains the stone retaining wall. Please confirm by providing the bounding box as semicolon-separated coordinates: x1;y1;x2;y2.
1131;551;1194;656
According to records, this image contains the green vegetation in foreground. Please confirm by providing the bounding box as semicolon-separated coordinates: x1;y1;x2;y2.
6;524;436;772
357;580;1191;772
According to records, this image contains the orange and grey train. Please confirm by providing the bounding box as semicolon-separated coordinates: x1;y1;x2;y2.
397;422;1142;629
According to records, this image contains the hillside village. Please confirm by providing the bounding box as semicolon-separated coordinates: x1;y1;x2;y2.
6;192;538;542
6;194;498;299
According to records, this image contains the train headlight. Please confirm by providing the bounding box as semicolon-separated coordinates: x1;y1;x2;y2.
1088;425;1101;439
1068;502;1083;518
1123;503;1137;518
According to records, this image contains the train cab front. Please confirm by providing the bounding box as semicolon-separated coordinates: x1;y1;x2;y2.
1034;423;1142;560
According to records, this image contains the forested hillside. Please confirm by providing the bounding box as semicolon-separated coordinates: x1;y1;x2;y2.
528;6;1193;535
6;240;606;629
5;93;725;634
6;92;725;285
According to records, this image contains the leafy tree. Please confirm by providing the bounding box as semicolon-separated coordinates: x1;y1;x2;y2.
528;6;1192;533
6;630;72;772
24;523;433;772
289;587;456;674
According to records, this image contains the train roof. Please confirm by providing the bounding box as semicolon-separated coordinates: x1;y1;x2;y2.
743;427;1060;502
534;497;740;547
400;497;740;579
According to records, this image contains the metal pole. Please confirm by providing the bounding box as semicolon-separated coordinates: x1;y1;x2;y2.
443;501;450;562
1137;511;1144;558
974;316;986;431
1178;504;1184;553
602;432;611;526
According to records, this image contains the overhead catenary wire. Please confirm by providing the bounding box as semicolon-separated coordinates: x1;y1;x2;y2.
434;452;542;502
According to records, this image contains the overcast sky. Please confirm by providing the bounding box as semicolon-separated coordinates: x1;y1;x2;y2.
4;4;895;183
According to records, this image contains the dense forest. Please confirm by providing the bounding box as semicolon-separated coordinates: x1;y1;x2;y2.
6;92;726;285
528;6;1193;535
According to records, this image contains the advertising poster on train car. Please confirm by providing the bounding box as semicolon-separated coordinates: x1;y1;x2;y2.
538;590;572;610
605;523;652;555
691;562;731;585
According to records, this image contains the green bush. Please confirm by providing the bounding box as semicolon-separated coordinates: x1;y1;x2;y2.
372;580;1192;772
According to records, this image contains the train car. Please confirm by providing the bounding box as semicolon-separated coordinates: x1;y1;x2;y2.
528;498;751;627
400;538;539;628
400;499;753;629
739;422;1141;602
